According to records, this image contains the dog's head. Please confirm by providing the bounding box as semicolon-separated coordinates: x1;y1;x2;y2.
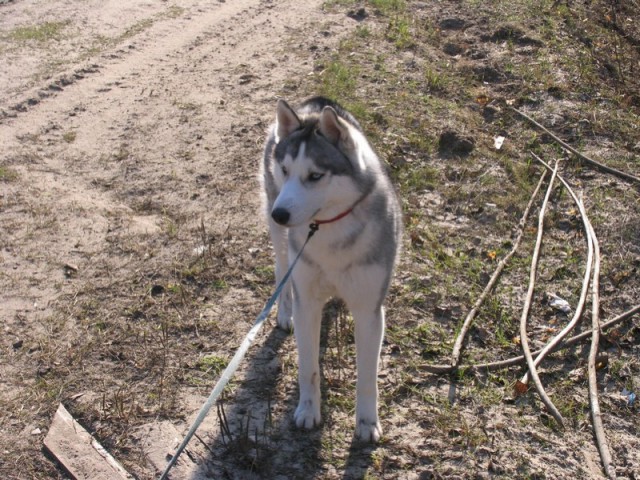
269;99;371;227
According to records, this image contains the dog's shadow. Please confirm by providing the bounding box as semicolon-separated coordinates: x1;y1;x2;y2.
184;301;380;479
342;440;380;480
186;324;309;479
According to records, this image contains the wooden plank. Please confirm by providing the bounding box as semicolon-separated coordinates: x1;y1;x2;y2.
43;403;134;480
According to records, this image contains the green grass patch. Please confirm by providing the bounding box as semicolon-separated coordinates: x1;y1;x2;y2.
369;0;407;14
196;354;228;377
62;131;77;143
7;21;70;43
164;5;186;19
121;18;155;40
395;163;439;194
386;16;414;49
320;60;360;101
0;166;19;182
355;25;372;39
211;278;229;291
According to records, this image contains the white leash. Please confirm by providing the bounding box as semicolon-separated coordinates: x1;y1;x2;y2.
158;223;318;480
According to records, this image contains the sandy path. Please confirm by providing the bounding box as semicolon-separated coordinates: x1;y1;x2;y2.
1;0;348;320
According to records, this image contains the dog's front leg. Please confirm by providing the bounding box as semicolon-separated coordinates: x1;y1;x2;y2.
292;273;323;429
268;219;293;330
352;306;385;442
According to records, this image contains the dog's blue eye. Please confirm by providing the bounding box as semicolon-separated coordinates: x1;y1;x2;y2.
308;172;324;182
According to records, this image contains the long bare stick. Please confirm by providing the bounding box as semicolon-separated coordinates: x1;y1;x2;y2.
420;304;640;373
449;170;548;367
510;107;640;185
586;218;616;478
519;160;564;427
519;154;594;385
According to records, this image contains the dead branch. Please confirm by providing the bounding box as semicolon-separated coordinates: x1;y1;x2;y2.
510;107;640;185
518;159;564;427
497;303;639;372
449;169;549;368
586;218;616;478
419;303;640;373
519;153;594;385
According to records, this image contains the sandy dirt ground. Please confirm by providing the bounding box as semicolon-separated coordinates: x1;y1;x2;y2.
2;1;639;479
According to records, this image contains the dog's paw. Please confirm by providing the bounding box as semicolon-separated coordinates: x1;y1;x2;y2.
276;310;293;332
355;418;382;443
294;399;321;429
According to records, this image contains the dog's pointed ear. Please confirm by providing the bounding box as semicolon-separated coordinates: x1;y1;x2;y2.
318;106;350;145
275;99;301;142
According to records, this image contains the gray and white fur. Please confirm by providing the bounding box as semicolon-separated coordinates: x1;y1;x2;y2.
261;96;402;442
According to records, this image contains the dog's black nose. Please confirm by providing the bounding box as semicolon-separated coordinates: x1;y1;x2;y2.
271;208;290;225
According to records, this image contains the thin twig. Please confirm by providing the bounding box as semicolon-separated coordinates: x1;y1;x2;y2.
519;153;594;385
193;433;215;455
586;218;616;478
216;401;233;446
510;107;640;185
449;169;548;367
518;159;564;427
475;304;639;372
420;304;640;373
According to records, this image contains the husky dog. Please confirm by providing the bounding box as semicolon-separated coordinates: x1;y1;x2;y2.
261;97;402;442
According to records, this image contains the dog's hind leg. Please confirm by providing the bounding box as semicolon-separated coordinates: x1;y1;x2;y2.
352;306;384;442
268;219;292;330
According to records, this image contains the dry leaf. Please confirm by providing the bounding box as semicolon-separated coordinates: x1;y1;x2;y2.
410;231;425;247
596;354;608;370
515;380;529;395
476;94;490;106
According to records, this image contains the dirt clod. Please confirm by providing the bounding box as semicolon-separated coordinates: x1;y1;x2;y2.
438;130;475;156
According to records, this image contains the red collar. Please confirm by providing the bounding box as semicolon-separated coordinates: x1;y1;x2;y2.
313;207;354;225
312;191;371;227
